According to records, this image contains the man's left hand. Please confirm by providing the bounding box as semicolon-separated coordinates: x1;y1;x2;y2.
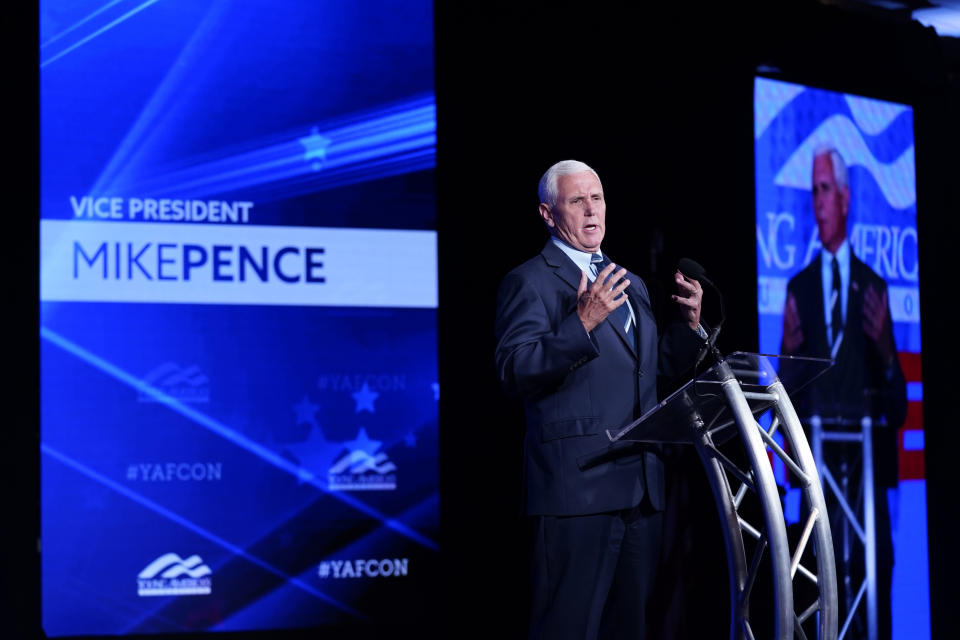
863;283;895;366
672;270;703;331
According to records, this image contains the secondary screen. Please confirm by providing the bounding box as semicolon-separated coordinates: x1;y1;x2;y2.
755;77;927;638
39;1;438;635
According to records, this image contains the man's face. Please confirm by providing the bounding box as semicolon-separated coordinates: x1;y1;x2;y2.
539;171;606;253
812;154;849;253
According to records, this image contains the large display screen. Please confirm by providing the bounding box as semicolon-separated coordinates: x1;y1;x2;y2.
755;77;927;638
39;1;438;635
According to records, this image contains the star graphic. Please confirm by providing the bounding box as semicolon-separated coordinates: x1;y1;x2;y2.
431;382;440;401
283;423;336;486
293;394;319;426
404;431;417;447
351;382;379;413
344;427;382;456
298;126;332;171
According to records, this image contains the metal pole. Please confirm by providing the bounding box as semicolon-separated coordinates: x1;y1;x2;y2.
862;416;877;640
811;415;823;485
841;459;852;620
770;384;838;640
718;363;793;640
691;429;749;640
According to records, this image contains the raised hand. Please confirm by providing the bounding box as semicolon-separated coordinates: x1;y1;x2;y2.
782;292;804;353
863;283;895;366
577;262;630;333
671;270;703;331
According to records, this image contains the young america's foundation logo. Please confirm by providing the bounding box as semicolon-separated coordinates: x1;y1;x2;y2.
137;553;212;596
139;362;210;404
285;391;407;492
328;427;396;491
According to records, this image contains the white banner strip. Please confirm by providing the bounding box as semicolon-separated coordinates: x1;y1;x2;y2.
758;275;788;316
888;286;920;324
759;276;919;325
41;220;437;308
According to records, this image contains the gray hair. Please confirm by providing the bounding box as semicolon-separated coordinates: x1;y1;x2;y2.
813;144;849;190
537;160;601;207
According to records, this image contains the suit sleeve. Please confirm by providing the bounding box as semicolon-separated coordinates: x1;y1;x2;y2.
781;277;800;355
494;271;599;398
876;280;908;430
656;318;708;400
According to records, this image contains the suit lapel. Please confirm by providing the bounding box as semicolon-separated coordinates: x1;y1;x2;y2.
541;240;583;293
541;241;639;356
809;253;830;355
614;279;643;356
847;253;866;336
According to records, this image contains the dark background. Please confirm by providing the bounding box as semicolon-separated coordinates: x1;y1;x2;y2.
10;0;959;638
436;1;958;638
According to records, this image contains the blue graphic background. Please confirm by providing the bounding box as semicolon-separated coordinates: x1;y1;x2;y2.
40;1;438;635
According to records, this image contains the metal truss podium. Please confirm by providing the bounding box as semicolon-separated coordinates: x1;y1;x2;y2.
601;352;838;640
808;415;883;640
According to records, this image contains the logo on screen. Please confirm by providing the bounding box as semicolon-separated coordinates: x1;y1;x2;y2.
137;553;212;596
328;427;397;491
317;558;408;579
139;362;210;404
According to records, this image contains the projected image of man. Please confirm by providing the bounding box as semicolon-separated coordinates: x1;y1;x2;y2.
781;145;907;640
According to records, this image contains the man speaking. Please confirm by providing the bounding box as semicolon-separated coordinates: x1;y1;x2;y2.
495;160;707;639
780;144;907;640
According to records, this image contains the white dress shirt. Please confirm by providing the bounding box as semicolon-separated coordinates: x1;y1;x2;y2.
820;238;850;348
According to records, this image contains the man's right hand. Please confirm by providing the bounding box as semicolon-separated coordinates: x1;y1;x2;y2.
577;262;630;333
782;292;804;353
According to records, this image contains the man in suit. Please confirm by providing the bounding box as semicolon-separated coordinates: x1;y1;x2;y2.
495;160;706;639
781;145;907;640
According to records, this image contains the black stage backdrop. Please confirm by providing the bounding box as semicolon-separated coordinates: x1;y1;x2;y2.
9;1;960;638
436;2;958;639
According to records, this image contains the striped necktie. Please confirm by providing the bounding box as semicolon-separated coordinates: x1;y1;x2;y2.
591;253;634;342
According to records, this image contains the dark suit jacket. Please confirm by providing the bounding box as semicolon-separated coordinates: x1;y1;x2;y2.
781;250;907;488
495;240;704;516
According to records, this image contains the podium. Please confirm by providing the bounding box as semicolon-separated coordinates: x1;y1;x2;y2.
807;415;887;640
596;352;838;640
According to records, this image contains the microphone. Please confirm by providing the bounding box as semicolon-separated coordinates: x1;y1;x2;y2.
678;257;716;291
677;258;725;370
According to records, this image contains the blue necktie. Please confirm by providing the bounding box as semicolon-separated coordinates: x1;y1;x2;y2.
591;253;634;343
830;255;842;348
